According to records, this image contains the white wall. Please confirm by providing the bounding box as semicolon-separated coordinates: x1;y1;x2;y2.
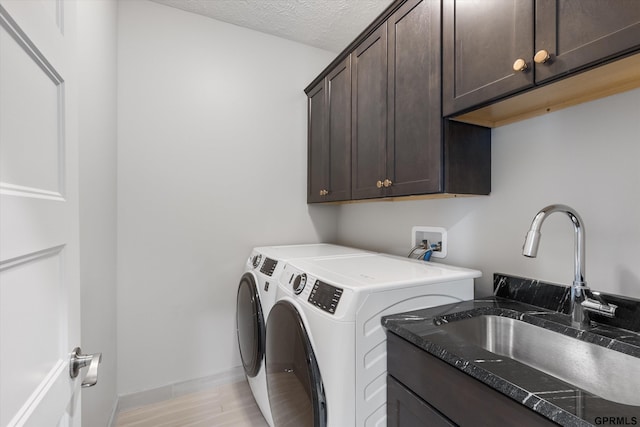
113;0;640;401
336;88;640;300
78;0;119;425
116;0;338;395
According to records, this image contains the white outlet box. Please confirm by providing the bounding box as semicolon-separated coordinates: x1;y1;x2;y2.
411;226;447;259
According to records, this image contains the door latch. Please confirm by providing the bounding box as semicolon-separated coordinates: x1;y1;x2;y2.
69;347;102;387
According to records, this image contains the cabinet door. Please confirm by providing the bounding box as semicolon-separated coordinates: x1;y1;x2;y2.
325;57;352;202
387;376;456;427
443;0;534;116
352;24;388;200
306;80;327;203
535;0;640;82
387;0;442;196
387;332;557;427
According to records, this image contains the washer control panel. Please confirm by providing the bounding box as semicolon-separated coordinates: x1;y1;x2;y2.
280;264;350;317
260;257;278;276
308;280;343;315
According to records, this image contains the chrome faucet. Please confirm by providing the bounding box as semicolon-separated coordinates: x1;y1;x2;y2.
522;204;616;329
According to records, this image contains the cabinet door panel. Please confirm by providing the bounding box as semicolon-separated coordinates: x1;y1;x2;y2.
387;333;557;426
387;376;456;427
307;81;326;203
352;24;387;200
387;0;442;196
326;57;351;201
443;0;534;116
535;0;640;82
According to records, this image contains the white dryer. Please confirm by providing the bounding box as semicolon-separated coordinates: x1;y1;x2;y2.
265;253;480;427
236;244;371;426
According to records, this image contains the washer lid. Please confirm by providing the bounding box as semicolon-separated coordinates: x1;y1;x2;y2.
254;244;371;261
289;254;481;291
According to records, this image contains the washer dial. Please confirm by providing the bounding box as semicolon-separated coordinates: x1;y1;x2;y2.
292;273;307;295
251;254;262;268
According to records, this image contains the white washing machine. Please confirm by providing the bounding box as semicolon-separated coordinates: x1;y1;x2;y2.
265;253;480;427
236;244;372;426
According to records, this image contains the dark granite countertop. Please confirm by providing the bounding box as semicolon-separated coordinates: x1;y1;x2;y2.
382;274;640;426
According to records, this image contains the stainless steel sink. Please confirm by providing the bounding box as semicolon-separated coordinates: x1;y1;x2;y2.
437;315;640;406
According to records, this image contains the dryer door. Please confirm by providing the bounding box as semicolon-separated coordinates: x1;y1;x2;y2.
236;273;265;378
266;300;327;427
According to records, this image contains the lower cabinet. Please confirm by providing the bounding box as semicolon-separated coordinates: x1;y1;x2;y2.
387;376;455;427
386;332;557;426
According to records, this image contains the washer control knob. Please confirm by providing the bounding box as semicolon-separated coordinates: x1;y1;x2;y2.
292;273;307;295
251;254;262;268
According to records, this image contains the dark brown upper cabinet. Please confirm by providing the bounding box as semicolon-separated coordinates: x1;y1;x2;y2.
443;0;534;117
307;80;326;203
386;0;443;198
535;0;640;83
352;0;488;200
443;0;640;117
306;57;352;203
306;0;491;204
351;23;388;200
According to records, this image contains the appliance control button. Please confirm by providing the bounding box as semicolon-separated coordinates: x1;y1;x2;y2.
292;273;307;295
251;254;262;268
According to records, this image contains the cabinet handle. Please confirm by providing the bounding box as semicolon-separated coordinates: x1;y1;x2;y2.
376;180;383;189
319;189;329;196
512;58;528;72
534;49;551;64
383;179;393;188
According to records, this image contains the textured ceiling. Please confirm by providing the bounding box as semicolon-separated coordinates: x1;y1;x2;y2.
149;0;394;52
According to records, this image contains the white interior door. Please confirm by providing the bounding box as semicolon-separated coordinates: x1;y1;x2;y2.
0;1;86;426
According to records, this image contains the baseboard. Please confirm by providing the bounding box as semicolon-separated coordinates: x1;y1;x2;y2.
112;366;246;419
107;397;119;427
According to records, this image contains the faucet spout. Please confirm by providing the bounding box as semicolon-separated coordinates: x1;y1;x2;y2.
522;204;590;328
522;204;586;287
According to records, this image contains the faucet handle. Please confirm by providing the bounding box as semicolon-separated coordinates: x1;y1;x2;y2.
582;298;617;318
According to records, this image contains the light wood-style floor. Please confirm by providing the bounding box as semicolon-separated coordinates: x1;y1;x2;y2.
115;380;269;427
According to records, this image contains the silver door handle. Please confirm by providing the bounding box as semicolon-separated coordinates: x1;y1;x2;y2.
69;347;102;388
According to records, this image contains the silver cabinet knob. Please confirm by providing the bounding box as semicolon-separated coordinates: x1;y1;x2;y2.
69;347;102;387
